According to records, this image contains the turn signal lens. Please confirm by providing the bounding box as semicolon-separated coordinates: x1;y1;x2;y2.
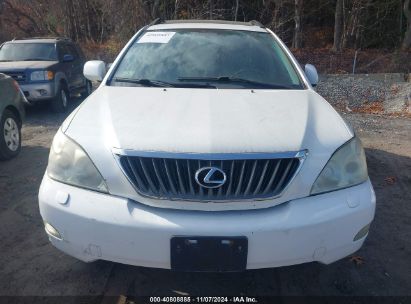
47;71;54;80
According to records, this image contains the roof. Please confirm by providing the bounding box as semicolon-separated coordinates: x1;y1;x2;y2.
6;37;71;44
148;19;267;33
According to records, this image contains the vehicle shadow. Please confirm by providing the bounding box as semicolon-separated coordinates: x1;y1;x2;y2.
24;97;85;127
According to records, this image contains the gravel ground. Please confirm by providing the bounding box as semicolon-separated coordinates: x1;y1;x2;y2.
0;98;410;301
317;74;411;114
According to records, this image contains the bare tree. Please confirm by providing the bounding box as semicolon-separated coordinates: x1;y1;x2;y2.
234;0;239;21
2;0;41;36
332;0;343;52
341;0;368;49
292;0;303;48
174;0;179;19
0;0;408;52
272;0;283;34
403;0;411;49
151;0;160;19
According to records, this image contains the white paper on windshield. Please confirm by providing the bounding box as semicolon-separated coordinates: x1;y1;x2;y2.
137;32;176;44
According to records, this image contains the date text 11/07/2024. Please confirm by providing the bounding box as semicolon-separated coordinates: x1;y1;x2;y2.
149;296;258;303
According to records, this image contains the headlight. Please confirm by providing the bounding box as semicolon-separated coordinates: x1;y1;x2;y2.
311;137;368;195
30;70;54;81
47;130;108;193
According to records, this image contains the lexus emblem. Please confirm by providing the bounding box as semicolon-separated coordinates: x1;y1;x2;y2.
195;167;227;189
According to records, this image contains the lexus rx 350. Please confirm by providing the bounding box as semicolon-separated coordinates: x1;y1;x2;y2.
39;20;375;271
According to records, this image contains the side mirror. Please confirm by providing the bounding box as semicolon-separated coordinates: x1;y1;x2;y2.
304;64;319;87
83;60;106;82
63;54;74;62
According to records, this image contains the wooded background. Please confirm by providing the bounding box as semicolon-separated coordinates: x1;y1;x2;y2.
0;0;410;73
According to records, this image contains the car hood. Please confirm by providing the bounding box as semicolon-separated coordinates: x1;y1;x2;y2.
64;86;354;210
66;86;352;154
0;61;58;70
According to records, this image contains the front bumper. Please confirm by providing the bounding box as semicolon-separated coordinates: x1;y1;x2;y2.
20;82;55;102
39;175;376;270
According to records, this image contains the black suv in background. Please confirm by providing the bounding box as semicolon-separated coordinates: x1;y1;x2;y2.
0;37;92;112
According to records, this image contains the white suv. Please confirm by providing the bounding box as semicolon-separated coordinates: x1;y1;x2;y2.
39;20;375;271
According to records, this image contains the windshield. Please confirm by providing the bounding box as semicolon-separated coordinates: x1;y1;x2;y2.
110;29;304;89
0;43;58;61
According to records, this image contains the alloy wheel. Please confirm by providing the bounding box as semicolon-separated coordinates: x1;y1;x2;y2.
4;117;19;152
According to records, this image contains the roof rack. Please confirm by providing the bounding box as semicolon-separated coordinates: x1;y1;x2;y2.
19;37;72;41
147;19;266;28
249;20;264;28
148;18;164;26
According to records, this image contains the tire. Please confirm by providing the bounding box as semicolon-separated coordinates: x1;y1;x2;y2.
81;80;92;98
0;109;21;160
51;84;69;113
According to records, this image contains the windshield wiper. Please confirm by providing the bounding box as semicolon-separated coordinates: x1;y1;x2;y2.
113;77;176;87
112;77;217;88
178;76;293;89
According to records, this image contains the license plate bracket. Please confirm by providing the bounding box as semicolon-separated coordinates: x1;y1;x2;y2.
170;236;248;272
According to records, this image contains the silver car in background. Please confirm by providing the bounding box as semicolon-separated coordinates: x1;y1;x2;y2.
0;73;26;160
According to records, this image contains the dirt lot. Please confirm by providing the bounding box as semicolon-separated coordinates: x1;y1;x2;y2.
0;98;410;301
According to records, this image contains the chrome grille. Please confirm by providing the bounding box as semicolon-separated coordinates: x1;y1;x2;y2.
117;151;306;201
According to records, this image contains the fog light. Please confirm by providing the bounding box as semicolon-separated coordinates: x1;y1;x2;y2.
44;221;62;240
38;89;48;96
353;223;371;241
